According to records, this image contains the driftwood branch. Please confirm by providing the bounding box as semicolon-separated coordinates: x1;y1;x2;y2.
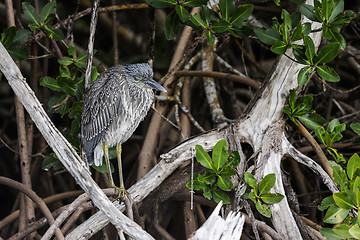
189;202;245;240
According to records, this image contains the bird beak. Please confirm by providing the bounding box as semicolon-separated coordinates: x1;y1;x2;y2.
144;78;167;92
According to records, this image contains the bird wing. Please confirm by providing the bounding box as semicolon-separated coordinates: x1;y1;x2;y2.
81;69;129;164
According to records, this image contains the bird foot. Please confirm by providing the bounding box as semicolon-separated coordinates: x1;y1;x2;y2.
112;185;132;204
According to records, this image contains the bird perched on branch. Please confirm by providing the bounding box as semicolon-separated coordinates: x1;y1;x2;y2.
81;63;166;196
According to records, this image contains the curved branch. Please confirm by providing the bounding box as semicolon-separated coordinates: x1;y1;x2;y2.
0;176;64;240
42;189;116;240
174;70;260;89
282;135;338;193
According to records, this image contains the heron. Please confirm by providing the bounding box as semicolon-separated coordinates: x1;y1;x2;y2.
81;63;166;197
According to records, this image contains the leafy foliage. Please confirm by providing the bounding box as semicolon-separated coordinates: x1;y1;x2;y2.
0;27;30;61
40;44;98;169
318;152;360;239
300;0;355;49
186;139;240;204
254;0;354;86
22;1;65;41
242;172;284;218
283;89;326;131
146;0;253;44
315;118;346;163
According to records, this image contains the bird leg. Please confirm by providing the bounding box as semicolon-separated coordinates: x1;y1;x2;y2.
116;143;132;202
103;143;115;188
116;143;124;190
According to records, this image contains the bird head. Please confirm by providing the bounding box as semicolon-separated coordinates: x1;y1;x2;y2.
123;63;166;92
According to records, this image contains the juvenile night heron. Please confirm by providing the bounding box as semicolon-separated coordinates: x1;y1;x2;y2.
81;63;166;196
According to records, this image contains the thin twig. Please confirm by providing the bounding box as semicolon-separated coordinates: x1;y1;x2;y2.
295;119;334;181
85;0;100;90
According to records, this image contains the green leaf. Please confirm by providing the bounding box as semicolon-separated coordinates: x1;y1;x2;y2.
255;199;271;218
259;173;276;195
165;11;181;40
327;118;340;132
333;224;353;239
300;4;319;22
212;139;228;170
315;42;340;64
293;46;310;65
332;164;347;188
329;0;344;22
347;153;360;180
219;0;235;21
333;192;356;209
45;28;65;41
191;13;206;28
183;0;209;7
323;205;349;224
146;0;175;8
351;123;360;136
304;35;315;63
42;153;63;170
7;47;28;61
282;106;292;119
230;5;253;26
322;0;334;23
270;39;287;54
200;5;219;25
261;193;284;204
318;195;335;211
217;175;232;191
203;187;212;199
315;126;326;145
40;1;56;23
195;145;214;170
319;228;342;240
13;29;31;46
288;89;296;110
40;76;61;91
58;77;76;96
205;30;215;45
302;22;311;36
199;170;216;184
350;224;360;239
297;66;312;86
92;160;115;173
58;56;74;66
281;9;292;37
175;5;189;22
229;150;240;168
248;191;256;202
212;20;230;33
316;65;340;82
213;189;230;204
220;168;236;178
254;27;281;45
291;22;302;42
1;27;16;48
298;113;326;131
22;2;40;26
68;44;76;57
323;27;346;50
290;11;301;29
244;172;258;193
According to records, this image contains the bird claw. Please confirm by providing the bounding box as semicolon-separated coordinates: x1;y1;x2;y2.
112;186;132;204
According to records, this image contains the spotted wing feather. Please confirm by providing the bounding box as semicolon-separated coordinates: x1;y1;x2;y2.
81;68;127;165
